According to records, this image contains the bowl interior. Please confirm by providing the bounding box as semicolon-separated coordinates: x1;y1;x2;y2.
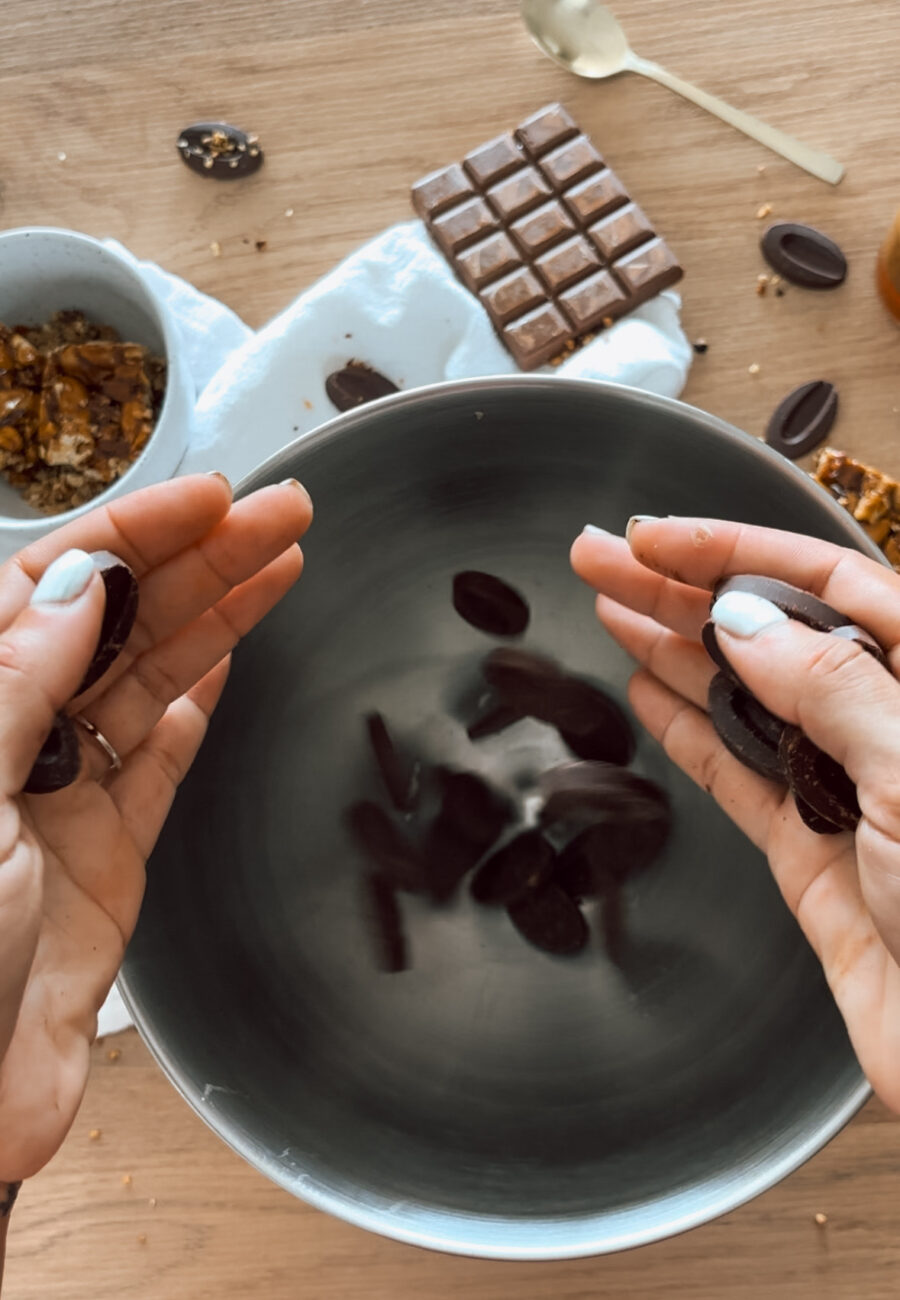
0;231;167;521
122;379;870;1258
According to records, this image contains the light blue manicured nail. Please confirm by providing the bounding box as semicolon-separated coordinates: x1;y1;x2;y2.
625;514;659;542
710;591;788;638
30;549;95;606
582;524;610;536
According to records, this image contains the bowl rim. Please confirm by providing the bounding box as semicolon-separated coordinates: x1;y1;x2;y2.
0;226;186;535
121;374;876;1260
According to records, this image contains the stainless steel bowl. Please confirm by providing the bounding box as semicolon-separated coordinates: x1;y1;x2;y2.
121;377;877;1260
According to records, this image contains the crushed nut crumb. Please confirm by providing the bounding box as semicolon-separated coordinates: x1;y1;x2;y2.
122;1174;132;1187
757;164;766;174
57;151;67;162
748;363;761;375
303;399;313;410
137;1233;148;1245
149;1197;158;1209
107;1048;121;1062
474;410;484;420
285;208;294;217
255;239;267;252
756;203;773;219
89;1128;102;1141
814;1212;828;1226
601;316;615;328
210;241;222;257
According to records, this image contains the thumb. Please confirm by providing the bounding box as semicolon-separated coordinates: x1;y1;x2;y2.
710;589;900;958
0;549;106;796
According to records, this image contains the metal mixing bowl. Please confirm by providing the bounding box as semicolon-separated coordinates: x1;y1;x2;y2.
121;376;877;1260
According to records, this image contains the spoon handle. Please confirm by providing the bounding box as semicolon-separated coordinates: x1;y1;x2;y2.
628;54;844;185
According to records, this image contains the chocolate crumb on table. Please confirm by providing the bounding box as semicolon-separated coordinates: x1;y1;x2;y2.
814;447;900;569
0;310;164;515
411;104;683;370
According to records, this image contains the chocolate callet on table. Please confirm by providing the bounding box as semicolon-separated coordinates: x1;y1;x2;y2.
760;222;847;289
411;104;683;369
325;362;399;413
176;122;263;180
765;381;838;461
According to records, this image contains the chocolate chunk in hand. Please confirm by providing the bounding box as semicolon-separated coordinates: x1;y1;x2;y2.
708;672;785;782
452;571;530;637
176;122;263;180
74;551;139;696
24;711;82;794
362;873;408;973
365;712;420;812
325;362;399;413
778;726;860;832
345;801;425;893
507;883;589;956
471;829;555;906
713;575;851;634
765;381;838;461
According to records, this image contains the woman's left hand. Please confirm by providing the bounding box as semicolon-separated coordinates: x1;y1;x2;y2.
0;472;311;1182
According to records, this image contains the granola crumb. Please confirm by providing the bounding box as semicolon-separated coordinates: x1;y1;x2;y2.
210;241;222;257
108;1048;121;1062
285;208;294;217
122;1174;132;1187
757;163;766;174
137;1233;148;1245
814;1212;828;1226
89;1128;102;1141
474;410;484;420
601;316;615;328
255;239;267;252
748;362;761;375
303;399;313;410
549;353;565;367
756;202;773;219
57;151;67;162
149;1197;158;1209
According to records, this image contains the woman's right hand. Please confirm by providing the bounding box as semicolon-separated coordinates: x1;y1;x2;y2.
572;515;900;1112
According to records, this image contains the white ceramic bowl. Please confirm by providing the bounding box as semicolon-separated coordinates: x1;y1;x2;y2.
0;227;193;555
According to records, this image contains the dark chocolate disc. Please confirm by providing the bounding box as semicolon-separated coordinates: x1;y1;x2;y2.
707;672;785;782
466;700;525;740
176;122;263;180
506;883;589;956
765;380;838;460
712;575;851;633
365;711;419;812
361;873;407;973
345;801;425;892
471;829;555;906
778;726;860;832
760;222;847;289
24;711;82;794
539;761;670;831
829;623;889;669
74;551;139;695
325;362;399;412
452;572;530;638
793;794;844;835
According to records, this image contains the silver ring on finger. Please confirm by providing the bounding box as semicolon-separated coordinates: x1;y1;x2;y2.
73;714;122;777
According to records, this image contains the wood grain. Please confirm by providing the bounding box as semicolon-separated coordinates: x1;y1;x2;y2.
6;0;900;1294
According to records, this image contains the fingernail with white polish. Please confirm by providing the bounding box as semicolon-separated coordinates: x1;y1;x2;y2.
626;514;659;543
30;549;95;606
710;591;788;638
582;524;609;536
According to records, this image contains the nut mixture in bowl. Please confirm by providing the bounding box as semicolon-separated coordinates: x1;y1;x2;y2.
0;309;166;515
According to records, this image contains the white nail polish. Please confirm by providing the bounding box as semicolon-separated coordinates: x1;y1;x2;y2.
710;591;788;638
625;514;659;543
30;549;95;606
582;524;609;536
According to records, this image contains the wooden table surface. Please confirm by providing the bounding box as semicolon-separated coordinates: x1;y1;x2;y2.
6;0;900;1295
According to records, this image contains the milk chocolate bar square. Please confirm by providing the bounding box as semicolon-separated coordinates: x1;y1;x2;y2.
411;104;683;369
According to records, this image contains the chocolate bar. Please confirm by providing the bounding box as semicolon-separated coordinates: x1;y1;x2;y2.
411;104;683;369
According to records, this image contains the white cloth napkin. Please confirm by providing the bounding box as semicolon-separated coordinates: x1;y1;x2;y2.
89;221;690;1035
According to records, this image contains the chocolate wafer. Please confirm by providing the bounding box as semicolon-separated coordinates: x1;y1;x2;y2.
412;104;683;369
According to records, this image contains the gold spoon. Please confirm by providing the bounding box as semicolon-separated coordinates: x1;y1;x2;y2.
520;0;844;184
